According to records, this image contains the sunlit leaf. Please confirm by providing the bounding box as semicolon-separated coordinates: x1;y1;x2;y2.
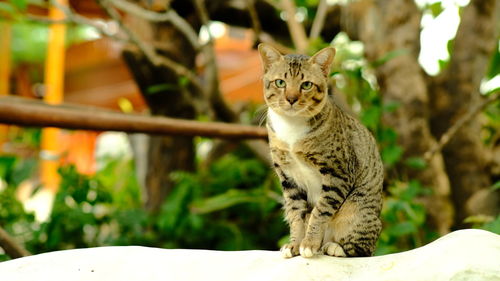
404;157;427;170
385;221;417;237
146;83;178;95
381;145;403;166
360;106;381;130
486;41;499;79
464;214;494;225
491;181;500;190
0;2;17;15
480;215;500;234
189;189;262;214
379;128;398;143
10;0;27;10
382;101;400;113
427;2;443;17
178;76;189;87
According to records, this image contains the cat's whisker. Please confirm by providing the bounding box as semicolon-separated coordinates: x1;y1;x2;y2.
253;105;269;127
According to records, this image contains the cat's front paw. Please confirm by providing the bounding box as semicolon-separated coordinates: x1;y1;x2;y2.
299;238;321;258
321;242;347;257
280;242;300;258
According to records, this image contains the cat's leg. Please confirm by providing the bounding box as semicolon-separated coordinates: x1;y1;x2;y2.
300;176;349;258
276;168;310;258
323;189;382;257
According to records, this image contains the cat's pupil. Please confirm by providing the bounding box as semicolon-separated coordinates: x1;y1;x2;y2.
275;79;286;88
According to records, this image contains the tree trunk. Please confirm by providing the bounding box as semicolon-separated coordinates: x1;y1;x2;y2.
429;0;500;227
342;0;453;234
121;5;199;212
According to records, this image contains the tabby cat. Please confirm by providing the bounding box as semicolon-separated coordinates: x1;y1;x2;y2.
258;43;383;258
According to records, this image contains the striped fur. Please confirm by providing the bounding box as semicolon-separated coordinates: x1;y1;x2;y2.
258;44;383;258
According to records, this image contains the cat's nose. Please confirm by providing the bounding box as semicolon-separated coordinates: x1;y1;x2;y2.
286;96;298;105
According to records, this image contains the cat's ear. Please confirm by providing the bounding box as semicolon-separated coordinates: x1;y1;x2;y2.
258;43;283;72
309;47;336;76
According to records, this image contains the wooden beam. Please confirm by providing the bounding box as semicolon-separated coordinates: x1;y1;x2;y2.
0;97;268;139
41;0;68;192
0;22;12;145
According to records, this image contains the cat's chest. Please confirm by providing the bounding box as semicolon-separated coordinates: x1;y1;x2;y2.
287;154;323;205
267;109;310;146
268;110;323;204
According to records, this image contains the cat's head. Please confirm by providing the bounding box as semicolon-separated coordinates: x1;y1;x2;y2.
258;43;335;117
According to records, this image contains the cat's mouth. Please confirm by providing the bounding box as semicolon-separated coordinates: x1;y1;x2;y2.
279;103;309;117
275;99;325;118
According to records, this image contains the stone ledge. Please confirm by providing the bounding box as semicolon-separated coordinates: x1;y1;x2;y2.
0;229;499;281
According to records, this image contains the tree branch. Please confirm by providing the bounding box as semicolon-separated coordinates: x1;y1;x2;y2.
107;0;202;50
194;0;238;122
0;226;31;259
425;91;500;162
247;0;263;45
29;6;126;42
309;0;328;40
281;0;308;53
92;0;206;98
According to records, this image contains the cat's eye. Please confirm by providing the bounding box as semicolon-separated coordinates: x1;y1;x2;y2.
301;81;313;91
275;79;286;88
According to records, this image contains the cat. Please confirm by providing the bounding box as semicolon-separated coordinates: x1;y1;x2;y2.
258;43;383;258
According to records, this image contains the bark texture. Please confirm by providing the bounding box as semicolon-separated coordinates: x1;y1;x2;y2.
121;4;199;212
429;0;500;226
341;0;453;233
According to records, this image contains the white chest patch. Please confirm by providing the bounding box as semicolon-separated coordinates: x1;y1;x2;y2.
268;109;310;146
288;155;323;205
268;109;322;205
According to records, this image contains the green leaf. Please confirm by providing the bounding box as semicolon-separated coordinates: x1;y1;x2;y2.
382;101;400;113
485;87;500;96
427;2;443;17
446;39;454;56
404;157;427;170
0;2;17;15
464;214;494;225
360;106;381;130
491;181;500;190
381;145;403;166
386;221;417;237
374;244;399;256
178;76;189;87
486;41;499;79
438;59;449;72
277;235;290;248
10;0;27;10
379;128;398;143
146;83;178;95
189;189;261;214
0;156;17;179
481;215;500;234
329;71;341;77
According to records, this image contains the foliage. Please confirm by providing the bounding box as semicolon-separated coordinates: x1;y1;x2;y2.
0;147;287;260
480;215;500;234
1;0;498;262
1;0;98;65
331;33;404;169
330;33;443;255
0;155;38;262
156;152;286;250
375;181;437;255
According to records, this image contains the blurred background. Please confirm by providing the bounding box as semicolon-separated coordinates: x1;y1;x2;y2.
0;0;498;260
